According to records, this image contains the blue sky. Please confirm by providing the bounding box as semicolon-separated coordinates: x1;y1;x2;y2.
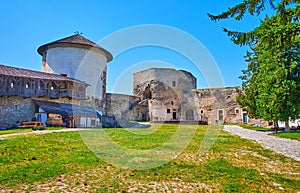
0;0;265;94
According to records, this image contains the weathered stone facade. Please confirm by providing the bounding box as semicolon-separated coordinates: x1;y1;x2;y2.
133;68;197;122
130;68;267;126
193;87;243;124
105;93;148;126
134;68;196;97
0;97;36;129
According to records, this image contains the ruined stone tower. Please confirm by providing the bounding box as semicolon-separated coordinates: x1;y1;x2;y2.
133;68;197;122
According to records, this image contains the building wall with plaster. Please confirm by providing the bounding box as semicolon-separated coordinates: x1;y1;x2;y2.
42;47;107;100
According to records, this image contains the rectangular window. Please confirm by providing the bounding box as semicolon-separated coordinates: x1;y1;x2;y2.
172;81;176;87
167;109;170;113
218;109;224;121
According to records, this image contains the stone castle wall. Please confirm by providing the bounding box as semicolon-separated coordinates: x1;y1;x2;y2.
105;93;148;126
0;97;36;129
194;87;243;124
133;68;197;122
133;68;196;97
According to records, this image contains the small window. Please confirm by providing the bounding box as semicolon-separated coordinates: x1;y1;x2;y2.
235;109;239;114
10;82;14;88
91;119;96;126
25;84;29;89
167;109;171;113
218;109;224;121
200;109;204;115
171;101;174;105
172;81;176;87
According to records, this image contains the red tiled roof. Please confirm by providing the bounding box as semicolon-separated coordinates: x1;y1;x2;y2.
0;64;88;85
37;34;113;62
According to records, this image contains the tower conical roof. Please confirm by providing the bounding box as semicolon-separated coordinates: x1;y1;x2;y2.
37;34;113;62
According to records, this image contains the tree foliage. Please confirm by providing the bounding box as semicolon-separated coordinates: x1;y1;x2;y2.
209;0;300;122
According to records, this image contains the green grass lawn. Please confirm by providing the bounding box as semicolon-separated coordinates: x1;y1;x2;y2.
0;124;299;192
271;132;300;141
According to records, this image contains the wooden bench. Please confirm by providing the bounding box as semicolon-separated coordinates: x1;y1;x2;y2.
19;122;45;130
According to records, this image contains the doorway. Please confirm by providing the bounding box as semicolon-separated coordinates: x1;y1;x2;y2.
173;112;177;120
243;113;248;123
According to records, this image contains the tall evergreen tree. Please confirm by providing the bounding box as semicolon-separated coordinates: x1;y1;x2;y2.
209;0;300;128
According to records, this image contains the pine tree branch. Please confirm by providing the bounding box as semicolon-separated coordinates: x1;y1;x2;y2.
207;0;275;21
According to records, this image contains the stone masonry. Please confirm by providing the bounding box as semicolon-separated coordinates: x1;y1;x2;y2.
133;68;197;122
0;97;36;129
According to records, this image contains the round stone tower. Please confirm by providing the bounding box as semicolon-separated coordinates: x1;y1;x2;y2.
37;33;113;100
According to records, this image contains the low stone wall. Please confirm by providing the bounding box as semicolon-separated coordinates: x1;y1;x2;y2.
0;96;36;129
105;93;148;126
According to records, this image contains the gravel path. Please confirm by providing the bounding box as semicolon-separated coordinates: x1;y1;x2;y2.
224;125;300;162
0;128;91;140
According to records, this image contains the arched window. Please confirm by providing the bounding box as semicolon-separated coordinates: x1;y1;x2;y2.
143;84;152;99
200;109;205;115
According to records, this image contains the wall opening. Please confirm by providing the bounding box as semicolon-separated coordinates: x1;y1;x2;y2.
172;81;176;87
218;109;224;122
186;110;194;121
143;84;152;99
172;112;177;120
200;109;204;115
243;113;248;123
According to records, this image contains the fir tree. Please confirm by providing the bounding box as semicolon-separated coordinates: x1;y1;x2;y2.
208;0;300;129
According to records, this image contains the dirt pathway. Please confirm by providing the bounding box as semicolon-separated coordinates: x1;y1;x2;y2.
0;128;92;140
